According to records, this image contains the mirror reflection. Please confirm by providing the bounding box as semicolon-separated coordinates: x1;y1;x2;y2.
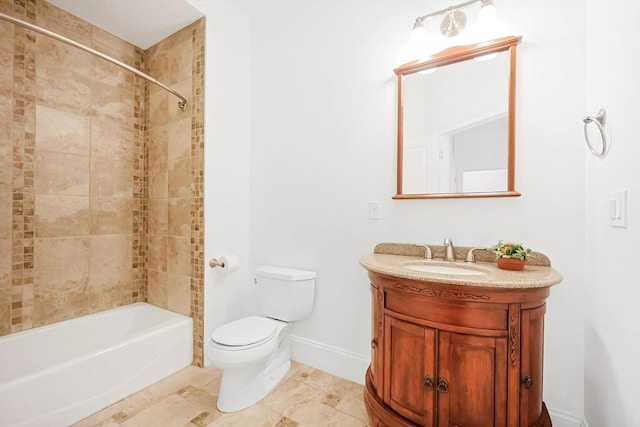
403;52;509;194
394;36;521;199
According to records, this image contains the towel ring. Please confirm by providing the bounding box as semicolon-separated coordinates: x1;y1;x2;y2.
583;109;609;157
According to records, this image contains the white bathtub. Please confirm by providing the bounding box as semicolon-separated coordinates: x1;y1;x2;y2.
0;302;193;427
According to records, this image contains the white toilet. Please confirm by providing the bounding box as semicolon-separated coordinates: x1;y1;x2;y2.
204;266;316;412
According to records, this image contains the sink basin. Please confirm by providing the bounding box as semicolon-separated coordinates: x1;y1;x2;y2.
404;263;487;276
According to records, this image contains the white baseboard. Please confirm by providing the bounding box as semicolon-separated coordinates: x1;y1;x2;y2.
289;334;369;385
549;408;587;427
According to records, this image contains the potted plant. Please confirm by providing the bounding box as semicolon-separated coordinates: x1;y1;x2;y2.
490;241;533;271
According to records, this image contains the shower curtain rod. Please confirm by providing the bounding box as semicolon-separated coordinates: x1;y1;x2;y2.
0;12;188;110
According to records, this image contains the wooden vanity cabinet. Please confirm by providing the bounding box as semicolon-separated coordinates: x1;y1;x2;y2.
365;272;552;427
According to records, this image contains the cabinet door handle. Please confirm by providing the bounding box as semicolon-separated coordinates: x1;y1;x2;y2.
370;338;377;349
437;377;449;393
521;374;534;390
423;376;435;391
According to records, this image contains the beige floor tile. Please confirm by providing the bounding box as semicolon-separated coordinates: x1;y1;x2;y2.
122;394;203;427
70;399;131;427
201;374;222;398
179;364;222;389
136;368;192;401
178;384;222;424
335;395;369;422
262;377;325;415
286;361;316;383
93;419;122;427
206;403;281;427
286;401;367;427
321;392;341;408
300;369;341;392
332;378;364;400
302;369;363;400
120;384;177;420
178;384;217;412
274;416;298;427
189;410;220;427
74;363;368;427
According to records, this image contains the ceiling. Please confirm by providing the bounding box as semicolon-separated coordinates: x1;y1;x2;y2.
46;0;204;49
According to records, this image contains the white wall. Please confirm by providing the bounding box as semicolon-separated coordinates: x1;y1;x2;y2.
190;0;640;424
584;2;640;427
244;0;586;420
186;0;256;348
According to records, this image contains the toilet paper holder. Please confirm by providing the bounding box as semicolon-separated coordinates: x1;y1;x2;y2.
209;258;226;268
208;255;239;274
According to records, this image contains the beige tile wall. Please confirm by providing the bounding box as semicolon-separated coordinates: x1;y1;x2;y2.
0;0;205;363
0;0;15;336
145;19;205;365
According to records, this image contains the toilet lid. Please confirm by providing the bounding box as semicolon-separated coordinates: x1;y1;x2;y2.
211;316;278;347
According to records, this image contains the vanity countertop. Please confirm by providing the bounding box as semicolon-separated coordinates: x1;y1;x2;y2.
360;252;563;289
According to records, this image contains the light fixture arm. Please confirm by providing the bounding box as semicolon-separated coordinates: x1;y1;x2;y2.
413;0;484;24
400;0;506;65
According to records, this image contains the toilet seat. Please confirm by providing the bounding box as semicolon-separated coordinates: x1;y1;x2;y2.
211;316;278;350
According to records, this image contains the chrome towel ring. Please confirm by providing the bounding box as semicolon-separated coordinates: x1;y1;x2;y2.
583;109;609;157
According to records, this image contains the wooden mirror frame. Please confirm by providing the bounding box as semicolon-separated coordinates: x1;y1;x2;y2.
393;35;522;199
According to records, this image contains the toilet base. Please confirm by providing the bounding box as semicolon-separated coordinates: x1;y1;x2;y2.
216;337;291;412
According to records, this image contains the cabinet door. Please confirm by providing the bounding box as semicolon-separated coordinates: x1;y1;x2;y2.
384;316;436;426
520;304;546;426
437;332;508;427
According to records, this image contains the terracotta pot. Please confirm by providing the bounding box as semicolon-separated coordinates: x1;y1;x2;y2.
497;257;525;271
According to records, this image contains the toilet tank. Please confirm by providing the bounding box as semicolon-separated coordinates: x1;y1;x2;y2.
256;266;316;322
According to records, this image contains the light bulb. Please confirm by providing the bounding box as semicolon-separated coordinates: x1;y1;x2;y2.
477;3;497;26
409;24;429;54
397;24;428;65
398;23;442;64
475;2;508;40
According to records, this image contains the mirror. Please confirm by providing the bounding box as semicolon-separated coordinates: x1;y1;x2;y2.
394;36;522;199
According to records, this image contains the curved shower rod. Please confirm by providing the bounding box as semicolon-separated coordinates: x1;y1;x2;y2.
0;11;188;110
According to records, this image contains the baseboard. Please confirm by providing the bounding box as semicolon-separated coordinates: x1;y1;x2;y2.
289;334;369;385
548;408;587;427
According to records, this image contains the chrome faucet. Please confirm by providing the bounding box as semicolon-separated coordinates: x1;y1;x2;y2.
416;244;433;260
443;238;455;261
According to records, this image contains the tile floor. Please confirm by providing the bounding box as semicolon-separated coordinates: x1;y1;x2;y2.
72;362;369;427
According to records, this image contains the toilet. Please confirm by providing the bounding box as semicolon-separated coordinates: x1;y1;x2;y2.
204;266;316;412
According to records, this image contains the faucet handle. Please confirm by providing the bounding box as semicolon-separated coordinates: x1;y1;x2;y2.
416;244;433;260
465;248;482;263
444;237;452;246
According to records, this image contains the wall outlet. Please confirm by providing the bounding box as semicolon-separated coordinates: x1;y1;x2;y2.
609;189;627;228
368;201;381;220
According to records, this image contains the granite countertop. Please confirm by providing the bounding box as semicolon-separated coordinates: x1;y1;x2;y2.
360;243;563;289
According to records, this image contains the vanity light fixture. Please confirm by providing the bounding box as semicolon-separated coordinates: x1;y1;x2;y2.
400;0;508;64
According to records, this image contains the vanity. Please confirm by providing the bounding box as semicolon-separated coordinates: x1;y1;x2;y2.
360;243;562;427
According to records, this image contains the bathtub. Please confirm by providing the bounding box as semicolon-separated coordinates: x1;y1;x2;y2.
0;302;193;427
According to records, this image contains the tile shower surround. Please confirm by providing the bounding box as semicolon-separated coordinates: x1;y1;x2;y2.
0;0;206;365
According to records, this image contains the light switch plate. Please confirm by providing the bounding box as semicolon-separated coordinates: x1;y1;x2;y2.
610;189;627;228
368;201;381;220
